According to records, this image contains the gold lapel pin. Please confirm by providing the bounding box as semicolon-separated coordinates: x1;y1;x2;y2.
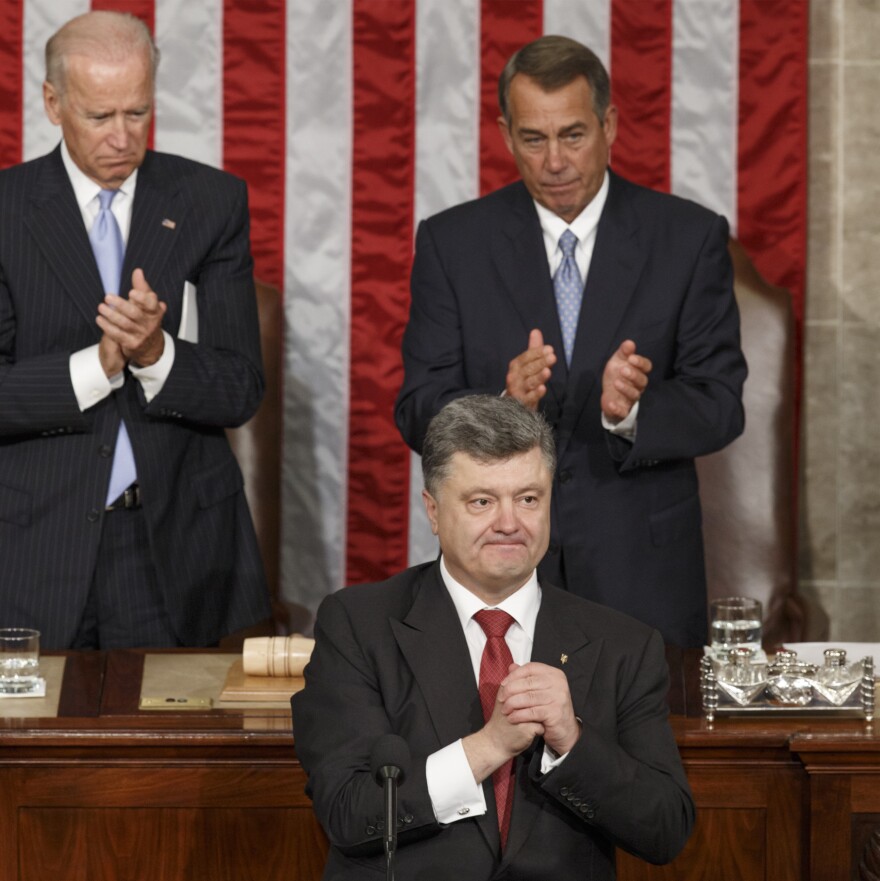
560;653;568;665
162;218;177;230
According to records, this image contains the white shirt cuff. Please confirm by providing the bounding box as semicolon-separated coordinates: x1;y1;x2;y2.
70;344;121;411
425;739;487;825
540;743;570;775
602;400;639;440
129;331;175;403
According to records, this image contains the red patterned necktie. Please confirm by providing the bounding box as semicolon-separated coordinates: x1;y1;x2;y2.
473;609;516;849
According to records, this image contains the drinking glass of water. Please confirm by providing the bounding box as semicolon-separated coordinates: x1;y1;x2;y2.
709;597;762;660
0;628;41;694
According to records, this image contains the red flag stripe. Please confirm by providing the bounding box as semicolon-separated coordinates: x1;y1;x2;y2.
737;0;809;322
0;0;23;169
91;0;154;31
609;0;673;192
222;0;286;290
346;0;417;583
479;0;543;196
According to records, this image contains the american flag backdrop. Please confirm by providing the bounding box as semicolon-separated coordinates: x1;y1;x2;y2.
0;0;808;621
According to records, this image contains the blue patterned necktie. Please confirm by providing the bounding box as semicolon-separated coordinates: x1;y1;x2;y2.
89;189;137;505
553;229;583;366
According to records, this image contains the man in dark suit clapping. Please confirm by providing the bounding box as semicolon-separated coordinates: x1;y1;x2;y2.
0;11;270;648
395;35;748;648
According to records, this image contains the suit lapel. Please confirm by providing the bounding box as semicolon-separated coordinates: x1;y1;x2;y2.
123;152;190;328
491;184;567;410
503;584;602;864
23;147;105;333
389;565;500;850
558;171;646;454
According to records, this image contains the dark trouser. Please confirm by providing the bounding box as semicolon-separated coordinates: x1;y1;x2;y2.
72;504;180;650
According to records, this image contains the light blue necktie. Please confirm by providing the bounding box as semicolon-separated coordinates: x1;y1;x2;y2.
553;229;583;366
89;189;137;505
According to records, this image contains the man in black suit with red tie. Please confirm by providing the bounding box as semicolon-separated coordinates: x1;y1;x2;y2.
0;11;270;649
293;395;694;880
395;35;748;648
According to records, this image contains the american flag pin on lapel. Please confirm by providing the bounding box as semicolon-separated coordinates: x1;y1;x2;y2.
560;653;568;665
162;218;177;230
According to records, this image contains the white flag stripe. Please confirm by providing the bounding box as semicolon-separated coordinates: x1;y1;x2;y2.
282;0;354;605
408;0;482;566
23;0;89;161
154;0;223;169
543;0;611;71
671;0;739;229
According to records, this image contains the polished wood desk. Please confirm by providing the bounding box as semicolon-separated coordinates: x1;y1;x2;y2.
0;650;325;881
0;649;877;880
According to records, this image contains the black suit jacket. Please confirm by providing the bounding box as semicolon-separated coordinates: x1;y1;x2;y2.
395;172;747;647
0;146;270;648
292;562;695;880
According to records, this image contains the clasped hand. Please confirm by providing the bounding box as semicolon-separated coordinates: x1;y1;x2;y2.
97;268;168;376
464;661;580;784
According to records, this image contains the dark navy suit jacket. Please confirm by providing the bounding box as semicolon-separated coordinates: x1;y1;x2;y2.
0;146;270;648
395;172;747;647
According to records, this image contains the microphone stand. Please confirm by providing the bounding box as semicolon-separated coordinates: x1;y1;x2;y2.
382;764;401;881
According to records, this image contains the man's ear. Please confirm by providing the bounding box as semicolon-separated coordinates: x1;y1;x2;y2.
497;115;514;155
422;489;440;536
602;105;618;149
43;81;63;126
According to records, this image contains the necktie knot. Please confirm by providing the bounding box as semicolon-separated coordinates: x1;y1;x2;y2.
474;608;515;640
98;189;118;211
558;228;578;259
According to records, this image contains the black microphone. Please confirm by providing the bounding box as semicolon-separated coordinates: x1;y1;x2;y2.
370;734;411;881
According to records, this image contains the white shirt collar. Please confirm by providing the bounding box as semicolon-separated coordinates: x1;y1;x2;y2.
439;555;541;639
534;168;609;256
60;139;138;212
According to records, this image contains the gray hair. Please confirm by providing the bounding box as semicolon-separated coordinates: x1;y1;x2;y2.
422;396;556;496
46;11;160;94
498;34;610;124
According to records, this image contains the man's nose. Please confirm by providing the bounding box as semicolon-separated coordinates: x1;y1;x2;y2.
493;501;519;533
107;117;130;148
545;138;566;172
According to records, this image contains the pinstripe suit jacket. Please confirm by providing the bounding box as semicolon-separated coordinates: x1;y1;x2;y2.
0;146;270;648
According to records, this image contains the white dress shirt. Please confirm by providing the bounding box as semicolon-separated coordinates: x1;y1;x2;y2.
61;140;175;411
533;170;638;439
425;557;568;826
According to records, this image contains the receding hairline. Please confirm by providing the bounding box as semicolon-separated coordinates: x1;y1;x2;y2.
498;35;610;124
45;11;159;92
